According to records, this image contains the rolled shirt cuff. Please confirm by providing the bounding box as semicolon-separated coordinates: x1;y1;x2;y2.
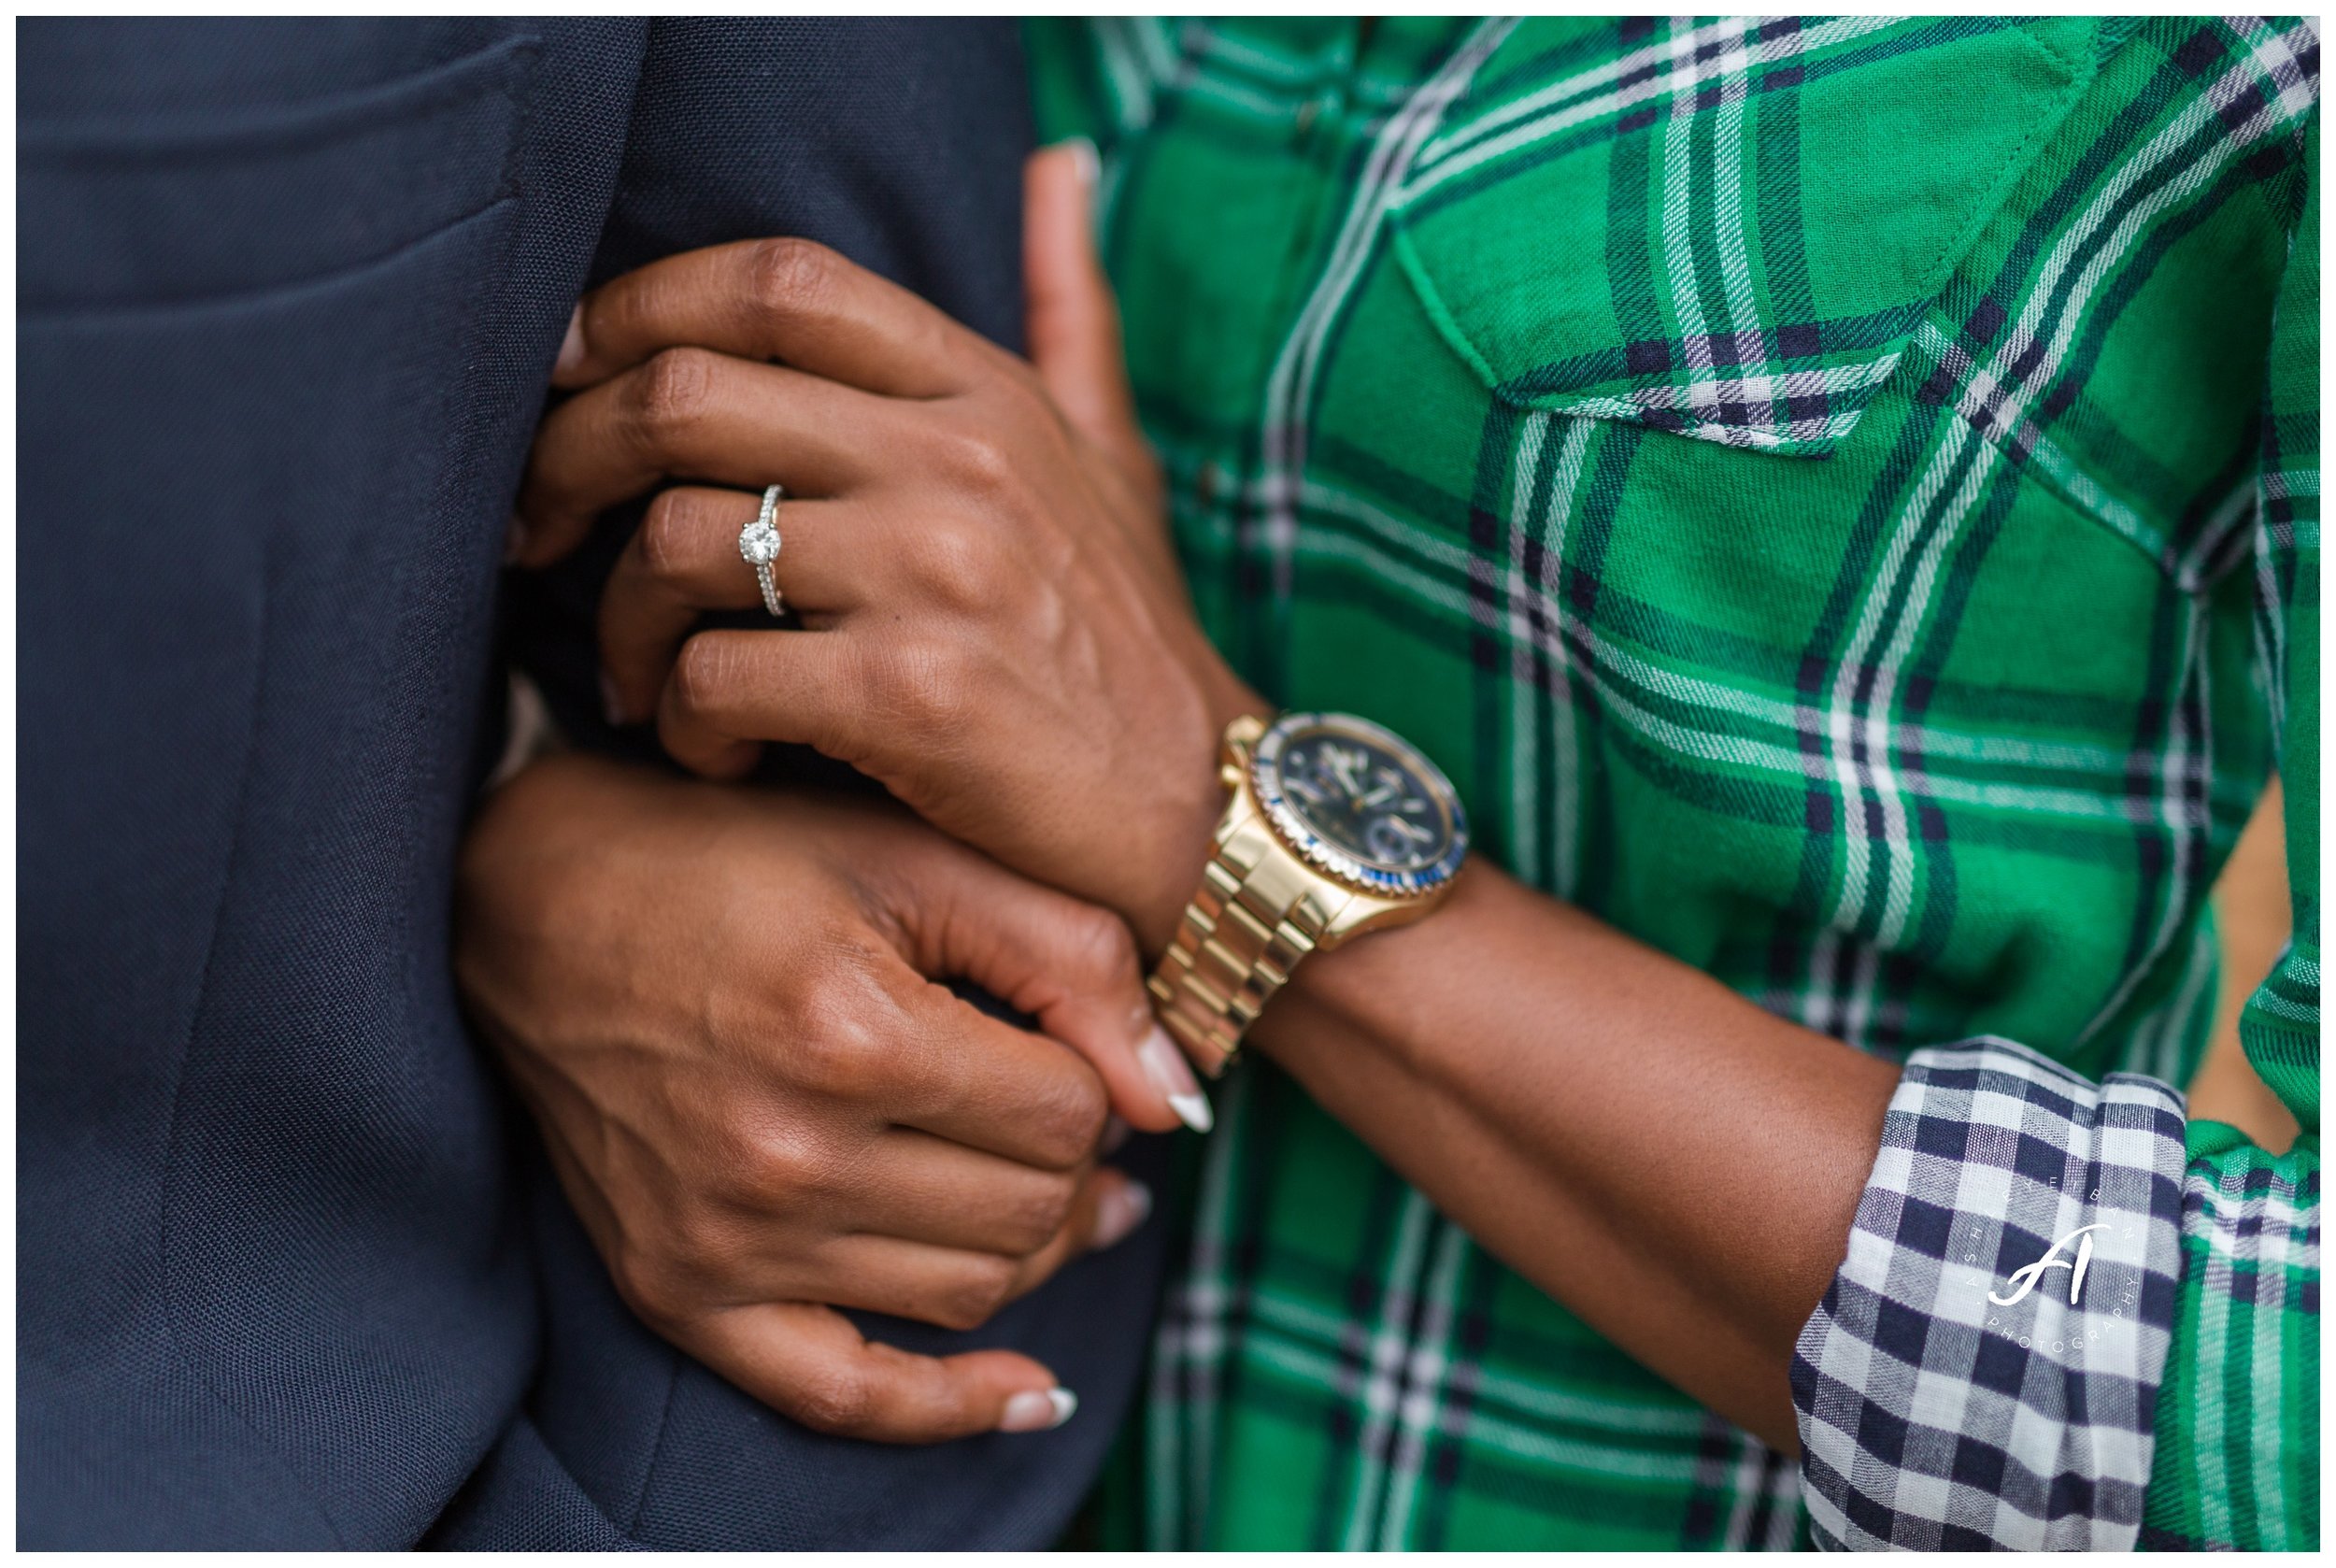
1790;1035;2187;1549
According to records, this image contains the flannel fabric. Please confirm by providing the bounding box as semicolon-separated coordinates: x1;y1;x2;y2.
1791;1038;2188;1548
1031;15;2319;1550
2143;96;2323;1552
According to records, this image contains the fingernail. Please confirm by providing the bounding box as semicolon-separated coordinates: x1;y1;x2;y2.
1101;1114;1132;1155
1000;1387;1078;1433
554;303;586;377
1062;136;1100;191
503;513;531;566
1138;1025;1212;1133
600;670;628;727
1090;1177;1152;1250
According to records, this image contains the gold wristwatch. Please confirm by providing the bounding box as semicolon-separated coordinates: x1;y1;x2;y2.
1148;710;1470;1076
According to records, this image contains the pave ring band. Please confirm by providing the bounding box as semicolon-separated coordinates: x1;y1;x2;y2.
739;484;785;619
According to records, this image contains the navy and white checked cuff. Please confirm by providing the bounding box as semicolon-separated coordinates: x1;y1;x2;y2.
1791;1037;2187;1549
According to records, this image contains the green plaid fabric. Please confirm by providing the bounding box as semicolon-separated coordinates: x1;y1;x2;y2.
1030;16;2318;1549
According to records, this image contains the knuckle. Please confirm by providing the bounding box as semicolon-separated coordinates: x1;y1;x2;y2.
935;1255;1018;1332
745;236;840;324
930;423;1018;498
734;1120;823;1205
786;1361;876;1434
866;638;973;734
913;520;1001;611
628;347;720;441
637;490;706;584
1000;1174;1079;1255
1059;903;1139;987
669;632;740;718
1025;1068;1110;1169
786;1010;887;1099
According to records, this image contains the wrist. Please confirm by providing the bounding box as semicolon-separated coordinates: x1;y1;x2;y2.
1134;666;1272;956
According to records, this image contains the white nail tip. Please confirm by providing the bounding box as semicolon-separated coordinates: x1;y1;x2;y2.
1093;1178;1152;1248
1002;1387;1079;1433
1168;1090;1214;1134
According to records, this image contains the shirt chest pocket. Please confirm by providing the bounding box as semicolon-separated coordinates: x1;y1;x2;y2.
1387;17;2097;466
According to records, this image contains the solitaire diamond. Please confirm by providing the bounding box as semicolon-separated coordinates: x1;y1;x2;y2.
738;520;781;563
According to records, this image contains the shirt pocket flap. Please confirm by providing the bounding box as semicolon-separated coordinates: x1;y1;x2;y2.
1389;17;2099;459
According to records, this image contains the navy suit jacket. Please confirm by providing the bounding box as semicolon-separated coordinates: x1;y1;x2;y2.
19;19;1167;1549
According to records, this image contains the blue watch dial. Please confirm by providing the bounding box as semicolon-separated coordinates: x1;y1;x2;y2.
1251;712;1467;896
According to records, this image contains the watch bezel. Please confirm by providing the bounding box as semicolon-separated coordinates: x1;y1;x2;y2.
1249;710;1469;897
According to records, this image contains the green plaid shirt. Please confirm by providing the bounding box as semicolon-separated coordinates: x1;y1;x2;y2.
1032;16;2317;1550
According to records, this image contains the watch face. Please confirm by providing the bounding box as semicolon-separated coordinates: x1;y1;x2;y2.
1251;712;1468;896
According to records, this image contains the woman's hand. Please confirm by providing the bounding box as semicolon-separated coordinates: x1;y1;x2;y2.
510;148;1262;951
454;752;1208;1443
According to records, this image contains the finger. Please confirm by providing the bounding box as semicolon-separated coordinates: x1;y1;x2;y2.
674;1300;1075;1443
811;1167;1143;1327
890;828;1209;1136
1004;1165;1152;1295
846;1133;1154;1257
884;979;1122;1168
599;487;871;725
1023;141;1146;472
512;349;902;569
655;626;868;780
553;236;1007;400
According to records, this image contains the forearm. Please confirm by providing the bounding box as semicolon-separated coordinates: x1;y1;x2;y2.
1246;856;1900;1449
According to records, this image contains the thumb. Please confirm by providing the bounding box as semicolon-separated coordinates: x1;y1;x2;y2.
1023;140;1146;471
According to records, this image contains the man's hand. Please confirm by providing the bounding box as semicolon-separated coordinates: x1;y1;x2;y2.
453;753;1206;1443
510;148;1263;953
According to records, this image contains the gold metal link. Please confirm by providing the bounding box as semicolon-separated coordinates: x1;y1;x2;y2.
1148;832;1329;1075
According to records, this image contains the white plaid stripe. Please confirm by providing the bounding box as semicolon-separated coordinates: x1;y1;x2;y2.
1410;14;1907;194
1148;1058;1257;1547
1335;1186;1436;1550
1503;411;1597;895
1374;1218;1473;1548
1548;354;1901;452
1791;1037;2188;1549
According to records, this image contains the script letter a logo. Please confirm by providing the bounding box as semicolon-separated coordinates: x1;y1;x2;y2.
1988;1222;2107;1307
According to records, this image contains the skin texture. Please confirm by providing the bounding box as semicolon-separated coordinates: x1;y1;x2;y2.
455;753;1200;1441
511;146;1906;1450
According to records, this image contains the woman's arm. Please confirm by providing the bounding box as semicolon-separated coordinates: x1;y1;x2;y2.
1246;860;1898;1449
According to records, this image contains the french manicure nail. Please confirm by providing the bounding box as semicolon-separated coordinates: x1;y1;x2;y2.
1064;136;1101;191
1090;1178;1152;1250
1138;1025;1212;1133
554;303;586;377
1000;1387;1078;1433
600;670;627;727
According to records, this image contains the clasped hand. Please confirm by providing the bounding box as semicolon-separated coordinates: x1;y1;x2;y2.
457;757;1204;1442
512;148;1263;955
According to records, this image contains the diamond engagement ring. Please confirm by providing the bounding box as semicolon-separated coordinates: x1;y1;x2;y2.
739;484;785;619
